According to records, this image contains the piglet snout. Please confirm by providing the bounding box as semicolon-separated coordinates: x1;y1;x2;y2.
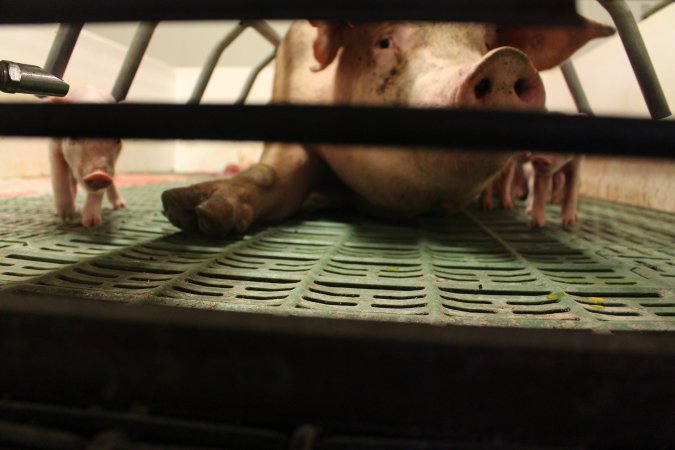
83;171;113;191
456;47;545;110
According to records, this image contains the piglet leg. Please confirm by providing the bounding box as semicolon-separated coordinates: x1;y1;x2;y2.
106;182;127;210
560;156;582;226
498;162;516;209
530;172;552;228
162;143;327;236
480;182;494;210
82;190;105;227
49;140;77;222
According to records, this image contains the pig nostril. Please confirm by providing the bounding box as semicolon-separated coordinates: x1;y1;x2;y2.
515;78;532;100
474;78;491;99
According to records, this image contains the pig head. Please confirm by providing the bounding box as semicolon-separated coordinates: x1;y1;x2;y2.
48;86;125;227
162;18;614;236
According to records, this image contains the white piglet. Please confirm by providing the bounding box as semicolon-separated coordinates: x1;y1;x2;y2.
47;86;125;227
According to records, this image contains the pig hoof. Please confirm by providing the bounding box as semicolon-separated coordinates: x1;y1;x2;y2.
500;198;515;209
113;199;127;210
561;213;577;227
531;213;547;228
162;180;257;236
82;214;102;227
480;196;493;210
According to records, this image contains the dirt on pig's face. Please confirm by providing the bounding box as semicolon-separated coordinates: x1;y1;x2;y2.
334;22;498;108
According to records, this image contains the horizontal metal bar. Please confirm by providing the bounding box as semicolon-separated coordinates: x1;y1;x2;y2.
0;0;579;24
0;293;673;447
0;103;673;158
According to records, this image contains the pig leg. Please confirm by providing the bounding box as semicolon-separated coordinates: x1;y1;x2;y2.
523;162;535;216
480;182;494;210
49;141;77;222
498;162;517;209
82;190;105;227
106;183;127;210
530;172;552;228
560;157;582;226
161;143;328;236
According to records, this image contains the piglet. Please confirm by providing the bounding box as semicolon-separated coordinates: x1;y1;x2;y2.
47;86;125;227
525;154;582;228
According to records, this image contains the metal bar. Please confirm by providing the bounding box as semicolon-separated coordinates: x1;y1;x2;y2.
560;61;594;116
235;50;277;104
43;23;83;79
250;20;281;46
0;293;673;448
0;104;673;158
188;22;250;104
599;0;671;119
641;0;673;20
110;22;158;102
0;0;579;25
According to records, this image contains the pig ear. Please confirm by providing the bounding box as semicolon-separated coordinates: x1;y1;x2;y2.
493;17;615;71
310;20;345;71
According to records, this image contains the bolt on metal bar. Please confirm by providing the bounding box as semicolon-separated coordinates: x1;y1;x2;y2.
111;22;158;102
560;61;594;116
43;23;83;80
236;50;277;105
599;0;671;119
188;21;250;104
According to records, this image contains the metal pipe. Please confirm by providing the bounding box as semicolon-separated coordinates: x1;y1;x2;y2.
560;61;594;116
641;0;673;20
111;22;158;102
250;20;281;46
1;104;674;158
188;21;250;104
43;23;83;79
235;50;277;105
0;0;581;25
598;0;671;119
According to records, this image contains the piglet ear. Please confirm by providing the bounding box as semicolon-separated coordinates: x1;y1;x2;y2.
493;17;615;71
310;20;345;72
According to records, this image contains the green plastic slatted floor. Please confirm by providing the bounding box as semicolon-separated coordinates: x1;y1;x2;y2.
1;181;673;332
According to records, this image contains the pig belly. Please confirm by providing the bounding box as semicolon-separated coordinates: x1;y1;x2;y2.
318;145;514;217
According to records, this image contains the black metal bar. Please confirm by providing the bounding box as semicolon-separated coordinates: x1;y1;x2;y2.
0;0;579;25
0;103;673;158
111;22;158;102
599;0;671;119
42;23;83;80
0;293;673;448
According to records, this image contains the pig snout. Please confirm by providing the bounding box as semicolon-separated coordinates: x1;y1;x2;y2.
82;171;113;191
455;47;545;110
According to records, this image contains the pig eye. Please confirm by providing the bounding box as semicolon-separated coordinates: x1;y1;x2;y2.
377;38;392;49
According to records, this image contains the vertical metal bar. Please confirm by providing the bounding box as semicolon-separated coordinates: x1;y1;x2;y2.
43;23;83;79
110;22;158;102
560;61;594;115
598;0;671;119
235;50;276;105
188;21;250;104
